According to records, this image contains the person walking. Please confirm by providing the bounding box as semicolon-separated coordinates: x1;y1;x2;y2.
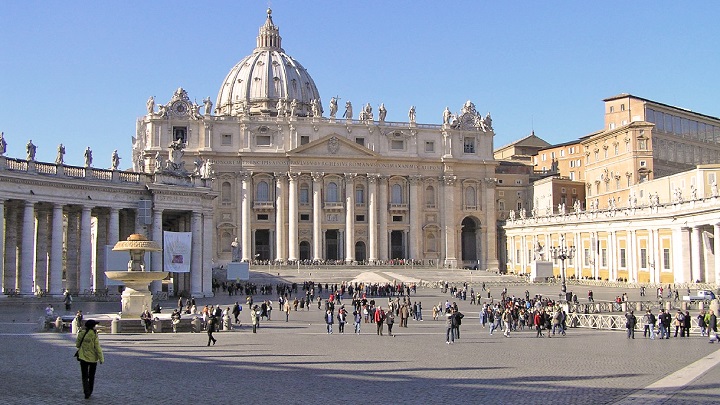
206;315;217;346
284;299;291;322
534;311;544;338
353;309;362;334
708;310;718;343
75;320;104;399
325;310;334;334
445;308;456;344
374;306;385;336
251;305;259;333
626;311;637;339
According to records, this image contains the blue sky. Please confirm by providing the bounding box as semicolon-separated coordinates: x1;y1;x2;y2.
1;1;719;167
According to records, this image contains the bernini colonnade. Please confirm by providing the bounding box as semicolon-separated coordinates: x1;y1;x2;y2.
0;154;216;297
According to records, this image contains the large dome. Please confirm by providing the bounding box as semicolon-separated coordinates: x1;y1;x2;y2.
215;9;322;117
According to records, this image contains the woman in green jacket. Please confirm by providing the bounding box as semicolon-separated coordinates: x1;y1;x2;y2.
76;320;104;399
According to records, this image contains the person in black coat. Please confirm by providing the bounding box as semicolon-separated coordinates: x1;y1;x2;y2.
207;315;217;346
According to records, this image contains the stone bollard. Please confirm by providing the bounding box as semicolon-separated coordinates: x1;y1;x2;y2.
55;317;63;332
223;314;231;331
153;317;162;333
665;301;671;311
681;301;688;311
191;316;202;333
71;318;80;334
636;302;642;312
699;301;705;311
111;318;119;334
621;302;627;313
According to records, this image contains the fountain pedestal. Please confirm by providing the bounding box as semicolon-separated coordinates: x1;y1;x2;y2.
105;234;165;318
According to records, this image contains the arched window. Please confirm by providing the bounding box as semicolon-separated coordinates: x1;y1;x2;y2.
221;182;232;202
299;183;310;204
391;184;403;204
257;180;270;201
465;186;476;207
327;182;338;202
425;186;435;208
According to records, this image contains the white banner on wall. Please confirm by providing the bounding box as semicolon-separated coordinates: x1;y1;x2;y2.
163;231;192;273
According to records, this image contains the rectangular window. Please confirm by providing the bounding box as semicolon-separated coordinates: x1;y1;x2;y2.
392;215;403;222
391;140;404;150
583;249;590;266
221;134;232;146
620;248;627;268
560;149;565;157
257;214;269;221
498;191;505;197
300;213;310;221
300;136;310;145
640;160;646;167
551;152;556;159
663;248;670;270
173;126;187;143
601;248;607;267
638;139;647;150
569;172;575;180
299;188;309;204
355;214;365;222
425;141;435;152
355;137;365;146
517;201;522;210
640;248;647;269
256;135;271;146
498;200;505;211
569;147;575;154
464;138;475;153
355;189;365;204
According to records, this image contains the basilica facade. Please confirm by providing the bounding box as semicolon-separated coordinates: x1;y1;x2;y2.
133;10;500;270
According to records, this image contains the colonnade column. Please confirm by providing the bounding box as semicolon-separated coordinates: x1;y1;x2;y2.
312;172;323;261
690;226;702;282
20;200;36;295
65;210;79;291
483;178;499;271
34;208;50;293
408;175;421;261
190;212;203;296
442;175;457;268
108;208;120;245
345;173;356;263
0;200;4;292
275;172;287;262
714;223;720;284
367;175;378;263
202;211;214;295
378;176;388;261
287;173;298;262
94;210;107;291
150;208;163;294
49;203;64;295
240;172;252;262
78;206;93;292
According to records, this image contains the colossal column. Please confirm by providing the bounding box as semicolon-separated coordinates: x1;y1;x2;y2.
345;173;356;263
3;203;19;293
20;200;36;295
287;173;299;262
190;211;203;296
94;210;107;291
367;174;378;263
483;178;499;271
378;176;389;261
442;175;457;268
275;172;287;262
66;209;79;292
408;175;421;261
312;172;323;261
240;172;252;262
49;203;64;296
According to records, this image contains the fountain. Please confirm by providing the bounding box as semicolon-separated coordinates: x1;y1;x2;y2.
105;234;166;317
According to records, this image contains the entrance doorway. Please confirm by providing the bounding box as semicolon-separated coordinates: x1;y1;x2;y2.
325;230;339;261
461;217;479;267
255;229;270;261
390;230;405;260
355;241;366;263
299;241;311;261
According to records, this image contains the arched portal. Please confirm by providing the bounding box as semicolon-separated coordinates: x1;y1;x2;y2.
461;217;480;268
299;241;311;261
355;241;366;263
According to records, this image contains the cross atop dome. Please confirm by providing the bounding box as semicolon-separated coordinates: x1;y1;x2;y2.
257;8;282;50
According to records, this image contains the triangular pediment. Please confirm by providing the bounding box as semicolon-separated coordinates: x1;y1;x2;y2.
289;134;379;158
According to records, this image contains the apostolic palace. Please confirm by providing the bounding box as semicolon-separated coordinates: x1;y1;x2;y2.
2;10;720;298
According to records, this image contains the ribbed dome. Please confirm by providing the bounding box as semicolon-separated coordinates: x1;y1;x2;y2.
215;9;322;117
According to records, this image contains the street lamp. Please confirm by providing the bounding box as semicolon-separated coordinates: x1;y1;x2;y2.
551;236;576;297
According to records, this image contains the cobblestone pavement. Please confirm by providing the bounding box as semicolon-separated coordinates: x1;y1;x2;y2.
1;268;719;404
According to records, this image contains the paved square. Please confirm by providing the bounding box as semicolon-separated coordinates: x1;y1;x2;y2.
2;269;719;404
